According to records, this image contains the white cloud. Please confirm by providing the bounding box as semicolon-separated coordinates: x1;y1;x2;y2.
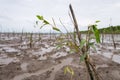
113;2;120;7
0;0;120;32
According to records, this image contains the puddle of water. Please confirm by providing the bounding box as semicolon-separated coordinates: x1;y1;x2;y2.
0;54;8;58
102;52;113;58
1;37;19;41
96;64;108;69
21;63;28;72
0;57;20;65
66;47;70;52
41;47;55;54
44;43;49;48
0;44;8;47
51;52;68;58
112;55;120;64
0;58;14;65
32;47;55;56
111;70;120;79
2;47;20;53
106;46;120;50
97;51;120;64
12;58;73;80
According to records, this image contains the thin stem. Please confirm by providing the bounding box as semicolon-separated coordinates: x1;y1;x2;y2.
89;61;103;80
69;4;81;43
69;4;94;80
85;58;94;80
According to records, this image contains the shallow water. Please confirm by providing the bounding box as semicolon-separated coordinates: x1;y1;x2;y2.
2;46;20;53
97;52;120;64
32;46;55;56
112;55;120;64
96;64;108;69
51;52;68;58
21;63;28;72
0;57;19;65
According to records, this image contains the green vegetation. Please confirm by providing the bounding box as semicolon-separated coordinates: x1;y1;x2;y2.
36;4;101;80
81;25;120;34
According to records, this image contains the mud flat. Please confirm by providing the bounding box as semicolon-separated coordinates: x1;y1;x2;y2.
0;33;120;80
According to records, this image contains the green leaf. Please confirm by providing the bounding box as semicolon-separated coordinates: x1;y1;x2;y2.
80;53;87;62
91;44;96;51
68;41;79;52
64;67;67;74
36;15;50;29
43;20;49;24
36;15;43;20
89;36;95;40
69;49;76;54
64;66;74;75
95;20;100;23
80;39;86;49
73;32;76;40
88;42;94;46
56;44;63;49
92;25;100;43
88;42;96;51
53;27;61;32
40;24;47;29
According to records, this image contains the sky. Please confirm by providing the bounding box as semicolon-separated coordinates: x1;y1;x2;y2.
0;0;120;33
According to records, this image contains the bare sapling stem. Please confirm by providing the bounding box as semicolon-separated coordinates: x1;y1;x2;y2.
69;4;95;80
30;33;33;48
69;4;81;43
109;18;116;49
110;26;116;49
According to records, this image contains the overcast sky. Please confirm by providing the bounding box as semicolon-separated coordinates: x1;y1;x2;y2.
0;0;120;33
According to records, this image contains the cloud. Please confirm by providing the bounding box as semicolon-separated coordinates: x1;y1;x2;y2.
0;15;12;21
113;2;120;7
0;0;120;32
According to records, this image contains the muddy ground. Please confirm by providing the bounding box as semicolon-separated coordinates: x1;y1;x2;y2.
0;33;120;80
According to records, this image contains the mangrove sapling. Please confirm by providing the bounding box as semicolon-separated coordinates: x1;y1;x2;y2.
49;29;52;40
7;33;9;38
20;30;24;42
109;18;116;49
69;4;101;80
110;26;116;49
25;32;28;38
67;11;102;79
36;4;102;80
38;33;41;41
29;33;33;48
20;35;23;42
12;31;15;37
101;29;105;44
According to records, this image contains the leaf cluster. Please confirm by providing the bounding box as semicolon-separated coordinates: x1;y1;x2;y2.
36;15;61;32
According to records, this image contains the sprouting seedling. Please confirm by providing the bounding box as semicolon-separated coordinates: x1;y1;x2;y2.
90;21;101;43
36;15;61;33
64;66;74;80
36;4;102;80
36;15;50;29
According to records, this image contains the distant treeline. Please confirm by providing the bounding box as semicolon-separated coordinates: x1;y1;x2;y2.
80;25;120;34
